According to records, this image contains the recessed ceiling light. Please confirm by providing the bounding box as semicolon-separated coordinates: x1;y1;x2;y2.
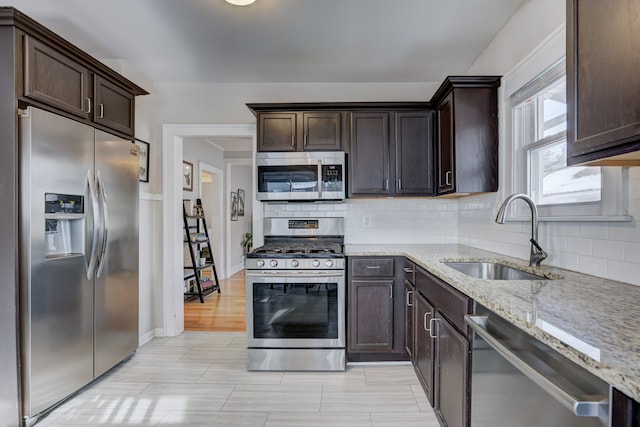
225;0;256;5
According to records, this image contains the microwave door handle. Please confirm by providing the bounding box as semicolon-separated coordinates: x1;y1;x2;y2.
317;160;322;198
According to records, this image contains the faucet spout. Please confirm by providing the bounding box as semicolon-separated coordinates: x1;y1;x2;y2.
495;193;547;267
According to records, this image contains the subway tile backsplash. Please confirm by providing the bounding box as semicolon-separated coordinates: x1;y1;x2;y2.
262;168;640;286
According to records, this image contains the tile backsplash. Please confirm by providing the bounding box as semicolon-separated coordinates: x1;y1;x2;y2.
263;198;458;244
262;168;640;287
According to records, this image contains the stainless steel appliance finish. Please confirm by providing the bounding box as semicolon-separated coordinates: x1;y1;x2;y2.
256;151;345;201
246;217;346;371
444;261;548;281
466;304;609;427
19;107;139;423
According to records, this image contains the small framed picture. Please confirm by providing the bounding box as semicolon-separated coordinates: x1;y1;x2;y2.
237;189;245;216
134;139;149;182
230;192;238;221
182;161;193;191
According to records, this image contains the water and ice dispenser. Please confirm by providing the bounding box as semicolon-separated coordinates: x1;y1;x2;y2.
44;193;85;259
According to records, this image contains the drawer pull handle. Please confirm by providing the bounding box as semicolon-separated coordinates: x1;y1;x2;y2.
403;267;414;273
424;311;432;332
365;266;381;269
406;290;413;307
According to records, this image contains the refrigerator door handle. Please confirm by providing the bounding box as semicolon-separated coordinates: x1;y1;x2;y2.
96;170;109;278
86;169;100;279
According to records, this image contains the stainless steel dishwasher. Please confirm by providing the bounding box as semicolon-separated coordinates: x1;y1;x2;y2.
466;304;610;427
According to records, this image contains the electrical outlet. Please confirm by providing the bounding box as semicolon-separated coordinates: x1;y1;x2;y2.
362;215;372;227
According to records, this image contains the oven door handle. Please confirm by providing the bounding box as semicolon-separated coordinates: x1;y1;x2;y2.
246;271;344;278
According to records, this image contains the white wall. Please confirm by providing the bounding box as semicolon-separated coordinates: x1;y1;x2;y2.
458;0;640;286
228;163;253;274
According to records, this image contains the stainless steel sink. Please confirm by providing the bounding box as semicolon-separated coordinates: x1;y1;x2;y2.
444;261;548;281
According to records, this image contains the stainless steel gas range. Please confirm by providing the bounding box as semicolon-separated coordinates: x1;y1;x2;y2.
245;217;345;371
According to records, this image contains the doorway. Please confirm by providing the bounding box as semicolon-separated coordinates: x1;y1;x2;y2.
162;124;260;337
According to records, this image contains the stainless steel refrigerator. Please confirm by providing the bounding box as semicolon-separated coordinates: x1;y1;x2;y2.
19;107;139;422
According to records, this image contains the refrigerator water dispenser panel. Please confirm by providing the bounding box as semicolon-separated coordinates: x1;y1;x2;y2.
44;193;85;259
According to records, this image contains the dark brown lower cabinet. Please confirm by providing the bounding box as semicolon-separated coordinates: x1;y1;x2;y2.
433;313;470;427
413;291;435;406
412;264;472;427
348;279;394;353
347;257;408;362
612;388;640;427
404;279;415;360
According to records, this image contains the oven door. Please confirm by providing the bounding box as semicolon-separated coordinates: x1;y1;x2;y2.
246;270;345;349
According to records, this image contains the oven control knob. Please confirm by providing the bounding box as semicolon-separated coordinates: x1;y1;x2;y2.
325;260;334;268
312;259;321;268
291;260;299;268
256;260;265;268
269;259;278;268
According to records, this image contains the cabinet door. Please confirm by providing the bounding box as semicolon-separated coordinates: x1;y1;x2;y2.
414;291;435;406
349;112;391;195
23;36;90;119
404;280;415;360
395;111;434;195
258;113;297;151
348;280;394;352
302;112;342;151
567;0;640;165
436;94;455;194
94;76;135;136
434;314;469;427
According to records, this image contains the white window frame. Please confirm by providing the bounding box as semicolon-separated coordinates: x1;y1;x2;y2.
503;44;631;222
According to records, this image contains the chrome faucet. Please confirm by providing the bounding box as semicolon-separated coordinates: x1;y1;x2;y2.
495;193;548;267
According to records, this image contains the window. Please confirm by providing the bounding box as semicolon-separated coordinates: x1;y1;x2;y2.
512;59;601;208
509;59;628;220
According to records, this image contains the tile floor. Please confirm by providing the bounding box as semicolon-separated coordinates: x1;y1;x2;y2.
37;332;439;427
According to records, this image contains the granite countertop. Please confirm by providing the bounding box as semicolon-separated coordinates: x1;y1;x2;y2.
344;243;640;402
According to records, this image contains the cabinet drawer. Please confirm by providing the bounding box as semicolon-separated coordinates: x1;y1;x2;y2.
416;266;470;333
403;259;415;284
350;258;395;277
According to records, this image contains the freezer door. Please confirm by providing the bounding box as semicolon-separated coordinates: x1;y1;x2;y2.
19;107;95;416
94;130;139;377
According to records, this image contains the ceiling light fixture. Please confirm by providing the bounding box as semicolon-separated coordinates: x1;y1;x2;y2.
225;0;256;5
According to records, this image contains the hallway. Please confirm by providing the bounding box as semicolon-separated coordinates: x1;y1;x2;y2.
184;270;247;332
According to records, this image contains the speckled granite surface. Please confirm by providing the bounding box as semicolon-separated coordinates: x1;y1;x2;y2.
345;243;640;402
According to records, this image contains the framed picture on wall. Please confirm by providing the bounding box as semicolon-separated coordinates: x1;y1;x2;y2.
230;192;238;221
134;139;149;182
237;189;245;216
182;161;193;191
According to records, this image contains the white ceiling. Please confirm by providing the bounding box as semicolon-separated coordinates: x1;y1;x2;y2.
7;0;524;153
7;0;524;84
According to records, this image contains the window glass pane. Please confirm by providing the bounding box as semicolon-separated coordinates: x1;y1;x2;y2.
541;78;567;138
529;140;601;205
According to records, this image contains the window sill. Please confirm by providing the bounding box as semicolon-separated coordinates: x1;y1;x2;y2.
507;215;633;223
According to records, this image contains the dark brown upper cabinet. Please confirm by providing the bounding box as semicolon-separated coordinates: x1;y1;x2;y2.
15;11;147;138
430;77;500;196
349;109;434;197
94;76;135;136
253;110;342;152
567;0;640;166
23;35;91;120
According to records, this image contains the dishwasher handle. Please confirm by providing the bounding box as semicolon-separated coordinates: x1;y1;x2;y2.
465;314;607;418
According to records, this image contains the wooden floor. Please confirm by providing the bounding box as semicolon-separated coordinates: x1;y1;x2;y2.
184;270;247;332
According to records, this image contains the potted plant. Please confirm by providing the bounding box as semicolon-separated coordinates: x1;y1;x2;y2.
241;232;253;255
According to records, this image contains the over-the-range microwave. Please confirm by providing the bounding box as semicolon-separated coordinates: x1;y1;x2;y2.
256;151;345;201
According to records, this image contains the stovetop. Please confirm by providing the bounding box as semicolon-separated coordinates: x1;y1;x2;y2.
248;242;343;259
